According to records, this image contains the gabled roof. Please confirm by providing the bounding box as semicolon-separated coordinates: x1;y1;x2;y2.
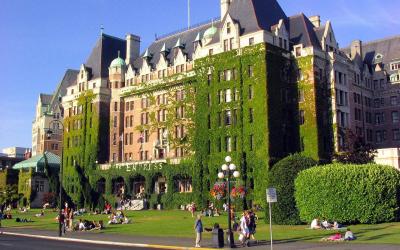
286;13;322;49
314;25;326;42
39;94;53;106
50;69;78;110
224;0;287;35
341;35;400;72
133;21;218;70
13;152;60;171
85;34;127;78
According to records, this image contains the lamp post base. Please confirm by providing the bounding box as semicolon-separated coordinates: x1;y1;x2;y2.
227;230;235;248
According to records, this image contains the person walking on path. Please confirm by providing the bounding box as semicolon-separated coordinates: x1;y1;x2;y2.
194;214;203;248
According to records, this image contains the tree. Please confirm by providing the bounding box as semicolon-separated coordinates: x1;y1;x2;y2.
0;185;21;207
334;129;376;164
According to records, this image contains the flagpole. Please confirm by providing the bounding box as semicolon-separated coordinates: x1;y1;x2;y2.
188;0;191;29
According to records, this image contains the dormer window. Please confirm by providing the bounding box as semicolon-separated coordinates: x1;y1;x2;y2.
227;22;231;34
390;61;400;71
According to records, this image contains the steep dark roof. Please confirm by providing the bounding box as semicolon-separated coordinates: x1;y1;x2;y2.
86;34;127;78
314;25;326;42
133;22;218;69
225;0;287;35
286;14;321;49
39;94;53;105
50;69;79;110
341;35;400;72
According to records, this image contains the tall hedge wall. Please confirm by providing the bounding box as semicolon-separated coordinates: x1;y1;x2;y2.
268;154;317;224
295;164;400;224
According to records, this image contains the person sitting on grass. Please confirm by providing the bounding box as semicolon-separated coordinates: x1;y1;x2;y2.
322;219;332;229
344;228;356;240
78;219;86;231
35;210;45;217
311;218;321;229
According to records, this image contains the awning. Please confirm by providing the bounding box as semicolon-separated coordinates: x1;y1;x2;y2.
13;151;60;171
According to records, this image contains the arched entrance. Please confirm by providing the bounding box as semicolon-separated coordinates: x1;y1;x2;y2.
151;173;167;194
112;177;125;197
130;175;146;199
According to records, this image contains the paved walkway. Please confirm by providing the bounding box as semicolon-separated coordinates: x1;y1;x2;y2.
2;227;399;250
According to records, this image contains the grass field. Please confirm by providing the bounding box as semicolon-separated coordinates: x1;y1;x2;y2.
2;209;400;244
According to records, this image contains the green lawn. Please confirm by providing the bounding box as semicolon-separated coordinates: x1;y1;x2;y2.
2;209;400;244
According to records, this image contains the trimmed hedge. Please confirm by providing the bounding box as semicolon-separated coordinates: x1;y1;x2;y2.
295;164;400;224
268;154;317;224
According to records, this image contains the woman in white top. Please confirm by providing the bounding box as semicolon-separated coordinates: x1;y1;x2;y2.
311;218;321;229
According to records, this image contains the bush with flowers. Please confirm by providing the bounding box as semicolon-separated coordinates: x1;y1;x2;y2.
231;186;246;199
210;182;226;200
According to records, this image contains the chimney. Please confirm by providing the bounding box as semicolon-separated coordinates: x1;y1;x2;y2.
350;40;362;60
221;0;231;18
309;15;321;28
126;34;141;65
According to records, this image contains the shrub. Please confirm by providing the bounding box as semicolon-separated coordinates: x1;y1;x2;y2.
268;154;317;224
295;164;400;224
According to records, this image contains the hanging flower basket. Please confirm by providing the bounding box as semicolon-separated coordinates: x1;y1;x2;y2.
231;186;246;199
210;182;226;200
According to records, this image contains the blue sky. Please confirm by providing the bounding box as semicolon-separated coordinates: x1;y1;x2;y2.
0;0;399;149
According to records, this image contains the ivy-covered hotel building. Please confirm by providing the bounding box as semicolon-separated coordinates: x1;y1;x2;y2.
58;0;400;208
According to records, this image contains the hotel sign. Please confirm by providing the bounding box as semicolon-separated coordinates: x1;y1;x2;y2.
111;161;165;172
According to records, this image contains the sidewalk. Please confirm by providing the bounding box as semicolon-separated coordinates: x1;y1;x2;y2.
2;227;400;250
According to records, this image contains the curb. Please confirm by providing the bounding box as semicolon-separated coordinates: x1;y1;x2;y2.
1;231;215;250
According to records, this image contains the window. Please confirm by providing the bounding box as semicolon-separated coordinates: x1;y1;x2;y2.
130;115;134;127
207;74;212;85
208;114;211;129
249;108;254;123
225;89;232;102
376;131;387;143
225;137;232;152
217;112;222;127
113;133;117;146
393;129;400;141
298;90;305;102
125;133;128;145
226;22;231;34
144;130;149;143
125;102;129;111
218;90;224;104
224;39;229;52
375;113;385;125
390;61;400;71
249;85;254;99
217;138;222;152
113;116;117;128
299;110;305;125
249;37;254;46
249;134;254;151
224;69;232;81
295;46;302;57
248;65;254;77
225;110;232;125
130;101;134;110
392;111;399;123
129;133;133;145
229;38;234;50
390;96;398;106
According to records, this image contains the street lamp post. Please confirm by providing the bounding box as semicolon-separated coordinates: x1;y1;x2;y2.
47;118;64;237
218;156;240;248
